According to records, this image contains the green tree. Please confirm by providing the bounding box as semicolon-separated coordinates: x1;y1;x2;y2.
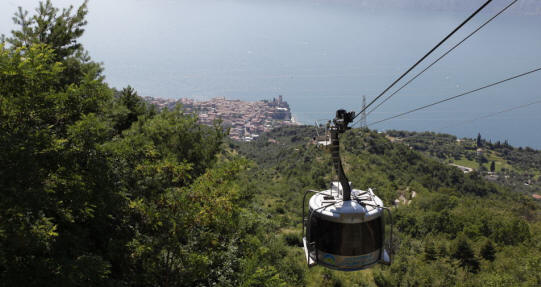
424;240;437;261
7;0;88;59
480;239;496;261
110;86;149;133
5;0;103;86
451;234;480;273
438;242;448;257
1;1;257;285
490;161;496;172
0;42;124;286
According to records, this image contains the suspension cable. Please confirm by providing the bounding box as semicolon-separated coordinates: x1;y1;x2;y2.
364;0;519;120
352;0;493;121
440;98;541;129
368;67;541;127
381;98;541;144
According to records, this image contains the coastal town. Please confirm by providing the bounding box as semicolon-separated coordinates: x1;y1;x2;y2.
144;95;298;141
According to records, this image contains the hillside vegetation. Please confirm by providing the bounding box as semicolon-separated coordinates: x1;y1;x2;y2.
1;1;540;286
231;126;540;286
386;130;541;196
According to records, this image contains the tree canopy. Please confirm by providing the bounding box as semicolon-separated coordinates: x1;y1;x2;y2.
0;1;250;285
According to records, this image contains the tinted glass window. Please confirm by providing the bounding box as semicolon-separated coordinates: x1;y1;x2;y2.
310;216;382;256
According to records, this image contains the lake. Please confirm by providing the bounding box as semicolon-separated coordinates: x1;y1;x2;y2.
1;0;540;147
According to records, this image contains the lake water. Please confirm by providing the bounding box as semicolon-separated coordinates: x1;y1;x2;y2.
1;0;541;148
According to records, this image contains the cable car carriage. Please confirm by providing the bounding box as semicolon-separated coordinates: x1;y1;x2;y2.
302;110;392;271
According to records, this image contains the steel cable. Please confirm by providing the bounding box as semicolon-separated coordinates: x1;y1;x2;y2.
352;0;494;121
363;0;519;121
368;67;541;127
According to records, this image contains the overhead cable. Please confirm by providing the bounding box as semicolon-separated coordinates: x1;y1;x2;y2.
365;0;519;119
352;0;494;121
390;98;541;142
441;98;541;129
368;67;541;127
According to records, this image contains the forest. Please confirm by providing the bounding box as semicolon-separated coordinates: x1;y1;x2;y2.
1;1;539;286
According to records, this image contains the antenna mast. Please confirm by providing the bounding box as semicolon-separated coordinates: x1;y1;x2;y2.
360;95;367;128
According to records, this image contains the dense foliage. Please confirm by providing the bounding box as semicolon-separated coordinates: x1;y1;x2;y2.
0;2;256;286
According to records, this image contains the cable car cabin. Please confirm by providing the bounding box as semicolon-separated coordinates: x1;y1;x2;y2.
302;182;391;271
302;109;392;270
